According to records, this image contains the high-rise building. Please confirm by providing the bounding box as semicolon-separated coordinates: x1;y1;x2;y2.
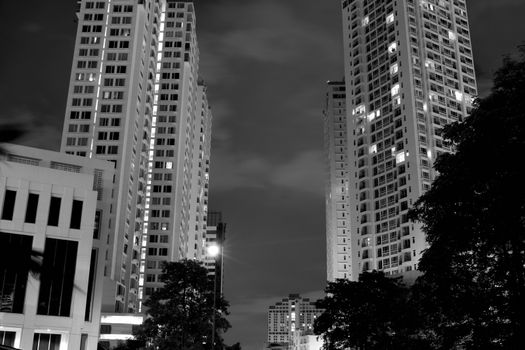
187;81;213;261
60;0;212;314
267;294;323;347
0;144;114;350
337;0;477;278
323;80;353;282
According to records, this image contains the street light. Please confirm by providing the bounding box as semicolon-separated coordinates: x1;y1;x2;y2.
207;244;220;258
207;243;220;350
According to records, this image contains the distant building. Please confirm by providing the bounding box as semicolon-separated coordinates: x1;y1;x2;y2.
323;80;353;282
0;144;114;350
337;0;477;278
205;211;226;297
267;294;323;347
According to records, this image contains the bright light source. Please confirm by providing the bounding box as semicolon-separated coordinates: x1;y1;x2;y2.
101;315;144;325
207;244;220;257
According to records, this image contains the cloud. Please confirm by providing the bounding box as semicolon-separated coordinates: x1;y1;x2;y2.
198;0;342;84
0;110;61;151
270;150;324;196
209;150;325;196
19;22;43;33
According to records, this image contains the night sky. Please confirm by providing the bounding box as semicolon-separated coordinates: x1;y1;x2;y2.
1;1;524;350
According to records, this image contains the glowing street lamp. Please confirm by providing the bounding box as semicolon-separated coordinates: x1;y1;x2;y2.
207;243;220;258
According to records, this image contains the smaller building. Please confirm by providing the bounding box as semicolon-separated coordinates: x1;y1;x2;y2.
0;144;114;350
267;294;323;348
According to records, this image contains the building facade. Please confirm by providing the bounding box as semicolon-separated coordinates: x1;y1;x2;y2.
323;80;353;282
267;295;322;347
60;0;212;313
339;0;476;278
0;144;114;350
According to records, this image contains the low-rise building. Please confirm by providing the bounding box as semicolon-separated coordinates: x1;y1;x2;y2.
0;144;114;350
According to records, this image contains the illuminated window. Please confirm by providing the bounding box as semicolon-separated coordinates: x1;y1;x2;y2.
395;152;406;164
386;13;394;24
390;63;399;75
388;42;397;54
391;84;400;96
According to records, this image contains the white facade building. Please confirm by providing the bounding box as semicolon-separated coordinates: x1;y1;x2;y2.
0;144;114;350
340;0;476;278
59;0;213;313
323;80;353;282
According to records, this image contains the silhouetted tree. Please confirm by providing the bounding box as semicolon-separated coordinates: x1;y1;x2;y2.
410;47;525;348
131;259;230;350
314;271;429;350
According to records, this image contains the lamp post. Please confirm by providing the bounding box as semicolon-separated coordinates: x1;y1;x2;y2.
207;243;220;350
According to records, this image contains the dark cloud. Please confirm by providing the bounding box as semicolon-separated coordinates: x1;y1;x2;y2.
1;1;524;350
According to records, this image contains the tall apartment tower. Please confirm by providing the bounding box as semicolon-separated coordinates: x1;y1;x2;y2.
267;294;323;346
60;0;211;313
323;80;353;282
186;81;213;261
340;0;476;278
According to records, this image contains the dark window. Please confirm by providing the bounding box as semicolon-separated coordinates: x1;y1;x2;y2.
70;200;83;229
0;330;16;347
32;333;61;350
37;238;78;317
47;196;61;226
100;325;112;334
93;210;101;239
1;190;16;220
85;249;97;321
25;193;39;223
80;334;88;350
0;232;33;313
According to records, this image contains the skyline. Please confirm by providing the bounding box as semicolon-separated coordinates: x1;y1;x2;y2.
1;1;525;350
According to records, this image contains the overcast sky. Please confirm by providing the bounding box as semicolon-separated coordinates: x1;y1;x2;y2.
1;1;524;349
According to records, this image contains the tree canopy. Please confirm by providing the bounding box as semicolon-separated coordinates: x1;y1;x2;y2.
127;259;230;350
314;271;429;350
408;48;525;349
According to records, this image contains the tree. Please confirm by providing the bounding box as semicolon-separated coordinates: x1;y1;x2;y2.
409;48;525;349
314;271;429;350
132;259;230;350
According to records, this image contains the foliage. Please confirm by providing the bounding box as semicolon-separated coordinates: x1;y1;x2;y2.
409;48;525;348
131;259;230;350
314;271;430;350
